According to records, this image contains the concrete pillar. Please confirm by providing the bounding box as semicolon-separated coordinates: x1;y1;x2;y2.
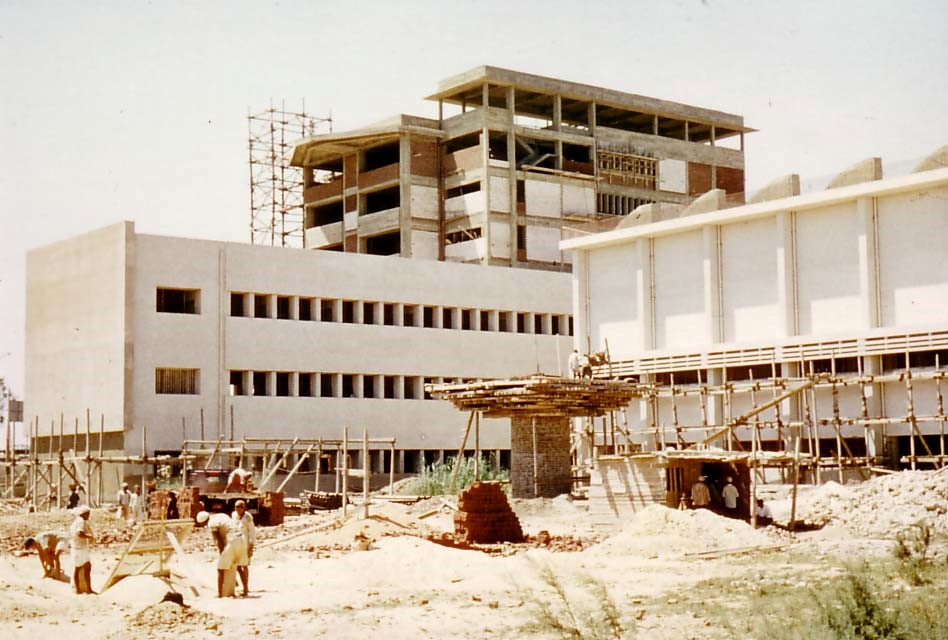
572;250;589;350
703;226;722;344
857;197;880;329
509;415;572;498
776;211;798;337
863;355;885;459
638;239;655;350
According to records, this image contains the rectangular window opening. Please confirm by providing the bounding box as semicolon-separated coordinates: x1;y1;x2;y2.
156;368;199;395
275;372;291;397
298;298;313;321
230;292;246;317
157;288;200;314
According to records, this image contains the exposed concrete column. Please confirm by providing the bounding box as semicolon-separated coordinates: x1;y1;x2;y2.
588;102;597;169
572;250;589;350
710;125;717;188
775;211;798;338
506;86;518;266
703;225;723;344
399;134;413;257
481;122;492;266
509;415;571;498
289;295;299;321
863;355;885;459
553;95;563;171
706;368;725;429
857;197;880;329
640;238;656;350
780;361;802;450
288;372;298;398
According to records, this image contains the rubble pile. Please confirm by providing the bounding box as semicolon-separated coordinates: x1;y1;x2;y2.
802;469;948;539
106;600;220;639
454;481;524;544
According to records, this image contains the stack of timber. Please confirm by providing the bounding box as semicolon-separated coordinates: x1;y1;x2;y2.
429;374;640;417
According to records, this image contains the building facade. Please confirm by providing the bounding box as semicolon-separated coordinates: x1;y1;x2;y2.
564;155;948;466
291;66;750;270
25;222;573;472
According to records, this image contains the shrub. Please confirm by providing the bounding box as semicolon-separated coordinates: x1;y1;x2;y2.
400;456;508;496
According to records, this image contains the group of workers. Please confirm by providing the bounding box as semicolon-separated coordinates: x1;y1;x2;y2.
24;468;258;598
688;474;774;526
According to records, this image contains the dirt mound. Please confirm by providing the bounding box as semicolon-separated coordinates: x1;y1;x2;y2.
801;469;948;539
105;601;220;639
590;505;774;558
0;507;135;553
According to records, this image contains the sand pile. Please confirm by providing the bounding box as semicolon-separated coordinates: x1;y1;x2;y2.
270;500;431;550
590;505;774;558
105;601;220;639
801;469;948;538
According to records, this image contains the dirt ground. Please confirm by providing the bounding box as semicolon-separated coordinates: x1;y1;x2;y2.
2;469;947;639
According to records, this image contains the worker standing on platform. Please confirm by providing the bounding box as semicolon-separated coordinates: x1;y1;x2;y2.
568;349;582;378
225;467;253;493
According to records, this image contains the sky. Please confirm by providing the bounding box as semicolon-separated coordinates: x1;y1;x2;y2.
1;0;947;401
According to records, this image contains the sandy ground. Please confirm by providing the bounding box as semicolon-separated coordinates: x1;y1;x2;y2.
2;472;946;639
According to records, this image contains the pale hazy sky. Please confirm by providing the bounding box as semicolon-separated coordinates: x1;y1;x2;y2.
1;0;947;397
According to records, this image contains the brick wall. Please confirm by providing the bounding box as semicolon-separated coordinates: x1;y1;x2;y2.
509;415;571;498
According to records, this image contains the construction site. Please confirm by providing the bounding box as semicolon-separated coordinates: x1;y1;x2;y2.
3;65;948;638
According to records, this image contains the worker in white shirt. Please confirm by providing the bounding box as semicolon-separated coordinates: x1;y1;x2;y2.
755;498;774;527
195;510;247;598
568;349;582;378
232;499;256;596
722;476;740;517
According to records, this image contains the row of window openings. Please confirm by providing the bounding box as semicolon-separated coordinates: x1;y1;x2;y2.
231;293;573;336
228;371;479;400
207;449;511;475
650;350;948;386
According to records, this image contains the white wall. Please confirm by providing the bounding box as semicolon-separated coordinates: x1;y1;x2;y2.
410;230;439;260
877;186;948;328
526;180;560;218
587;243;644;355
721;216;779;342
659;159;687;193
410;185;439;220
654;230;706;348
526;226;562;263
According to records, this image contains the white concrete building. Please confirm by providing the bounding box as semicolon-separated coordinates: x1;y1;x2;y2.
25;222;573;475
563;155;948;466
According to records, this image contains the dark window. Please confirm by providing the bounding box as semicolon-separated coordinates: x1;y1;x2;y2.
342;300;356;323
383;303;396;326
298;373;314;397
363;302;376;325
403;305;417;327
254;295;269;318
320;299;336;322
276;296;291;320
517;313;528;334
551;315;561;335
654;370;703;386
320;374;334;398
461;309;473;331
534;314;544;334
363;375;376;399
445;181;481;199
498;312;509;333
423;377;437;400
516;179;525;203
156;368;199;395
725;364;775;381
383;376;397;399
404;376;418;400
805;358;858;376
252;371;268;396
229;371;246;396
230;292;246;317
442;308;454;330
480;310;491;331
298;298;313;321
342;375;356;398
568;316;574;336
364;231;401;256
157;288;199;314
275;372;291;397
423;306;435;328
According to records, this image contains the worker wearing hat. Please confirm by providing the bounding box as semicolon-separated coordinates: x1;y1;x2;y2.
195;509;248;597
690;475;711;508
69;505;95;594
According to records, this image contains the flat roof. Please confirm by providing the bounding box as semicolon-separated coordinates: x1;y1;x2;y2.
426;66;752;133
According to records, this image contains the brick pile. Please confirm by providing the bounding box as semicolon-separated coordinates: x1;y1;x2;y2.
258;491;285;526
147;487;201;521
454;481;524;544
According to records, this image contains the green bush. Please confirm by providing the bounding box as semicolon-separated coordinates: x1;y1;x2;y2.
400;456;508;496
892;522;934;586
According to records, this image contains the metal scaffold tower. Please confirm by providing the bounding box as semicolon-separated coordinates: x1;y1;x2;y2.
248;104;332;247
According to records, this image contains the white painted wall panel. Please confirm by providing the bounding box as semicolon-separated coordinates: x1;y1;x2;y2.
721;216;779;342
587;243;643;356
410;185;439;220
489;176;510;213
796;202;863;335
526;180;560;218
527;226;563;264
410;230;439;260
877;186;948;328
654;230;707;348
445;191;484;218
563;185;595;215
659;159;687;193
445;239;485;262
490;222;510;259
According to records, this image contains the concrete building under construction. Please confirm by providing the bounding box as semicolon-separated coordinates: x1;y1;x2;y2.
291;66;751;269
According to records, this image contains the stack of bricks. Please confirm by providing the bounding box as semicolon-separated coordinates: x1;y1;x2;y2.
454;481;524;544
147;486;201;520
509;415;571;498
258;491;285;526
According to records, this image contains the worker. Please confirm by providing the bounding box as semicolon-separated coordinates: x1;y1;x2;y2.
232;499;256;596
755;498;774;527
116;482;131;520
129;485;145;524
69;505;95;594
225;467;253;493
568;349;582;378
722;476;740;517
195;510;248;598
66;484;81;510
24;530;68;579
690;476;711;508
